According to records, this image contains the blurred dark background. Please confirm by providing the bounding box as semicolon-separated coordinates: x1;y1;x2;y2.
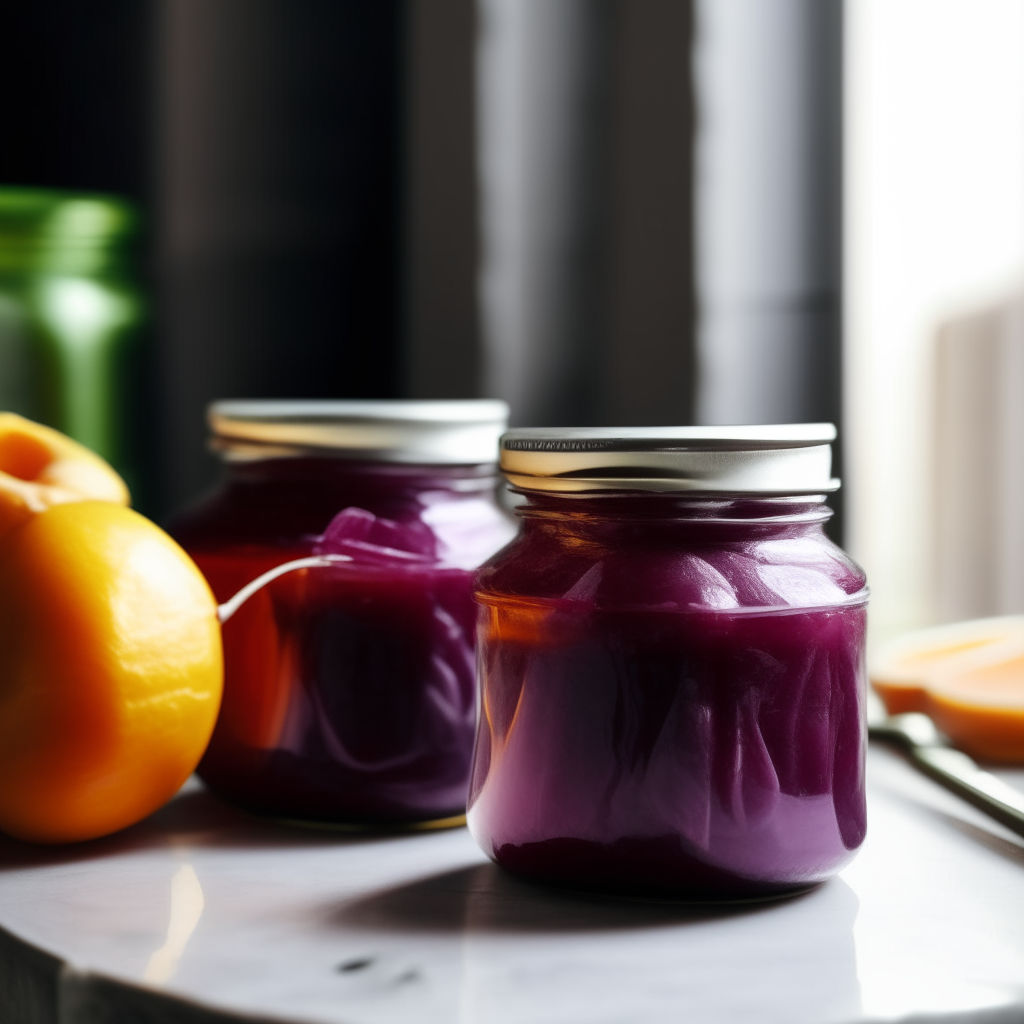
0;0;842;533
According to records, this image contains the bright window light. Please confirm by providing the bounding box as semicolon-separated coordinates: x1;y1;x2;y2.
845;0;1024;644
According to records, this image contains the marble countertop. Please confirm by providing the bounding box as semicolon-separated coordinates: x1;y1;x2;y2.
2;745;1024;1024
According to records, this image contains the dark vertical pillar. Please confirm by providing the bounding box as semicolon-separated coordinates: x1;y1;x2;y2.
477;0;696;429
604;0;696;425
156;0;405;513
477;0;612;427
694;0;843;430
403;0;481;400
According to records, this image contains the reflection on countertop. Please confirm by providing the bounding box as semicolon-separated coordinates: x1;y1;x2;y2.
0;751;1023;1024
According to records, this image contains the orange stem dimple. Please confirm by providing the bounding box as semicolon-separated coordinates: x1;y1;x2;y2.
0;430;53;481
0;413;129;541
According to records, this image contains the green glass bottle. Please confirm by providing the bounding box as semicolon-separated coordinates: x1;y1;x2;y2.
0;188;142;484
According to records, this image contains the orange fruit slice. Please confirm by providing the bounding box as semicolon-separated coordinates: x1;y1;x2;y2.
926;653;1024;762
871;616;1024;763
0;416;223;843
871;616;1024;713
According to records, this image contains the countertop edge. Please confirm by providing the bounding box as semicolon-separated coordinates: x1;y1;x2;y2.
0;923;294;1024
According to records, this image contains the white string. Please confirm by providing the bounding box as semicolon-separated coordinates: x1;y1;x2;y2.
216;554;352;624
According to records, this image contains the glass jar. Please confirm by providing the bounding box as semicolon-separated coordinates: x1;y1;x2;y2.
168;400;515;826
0;189;142;488
469;425;868;900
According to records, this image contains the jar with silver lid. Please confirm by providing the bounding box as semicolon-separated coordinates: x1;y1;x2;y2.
169;399;514;827
469;424;868;899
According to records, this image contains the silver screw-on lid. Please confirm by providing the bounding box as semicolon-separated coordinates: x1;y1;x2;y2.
500;424;839;493
209;399;509;465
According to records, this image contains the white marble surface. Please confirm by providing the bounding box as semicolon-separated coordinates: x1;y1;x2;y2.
2;746;1024;1024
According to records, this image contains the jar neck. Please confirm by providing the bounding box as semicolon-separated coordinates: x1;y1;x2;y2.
515;490;833;541
223;456;498;498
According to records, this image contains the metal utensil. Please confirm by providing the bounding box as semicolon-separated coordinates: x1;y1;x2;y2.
868;695;1024;840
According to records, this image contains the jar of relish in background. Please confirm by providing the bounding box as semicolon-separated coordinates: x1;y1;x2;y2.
469;425;868;899
169;400;514;827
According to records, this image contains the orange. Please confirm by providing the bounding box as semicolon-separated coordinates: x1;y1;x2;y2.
0;415;223;843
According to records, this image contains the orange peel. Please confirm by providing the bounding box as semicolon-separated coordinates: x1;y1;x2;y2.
0;414;222;843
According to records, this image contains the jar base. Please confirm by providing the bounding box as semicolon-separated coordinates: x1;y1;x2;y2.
488;835;833;903
519;875;820;906
197;769;470;833
269;812;467;833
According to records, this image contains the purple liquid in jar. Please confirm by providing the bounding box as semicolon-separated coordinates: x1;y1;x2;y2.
469;493;868;899
169;457;515;824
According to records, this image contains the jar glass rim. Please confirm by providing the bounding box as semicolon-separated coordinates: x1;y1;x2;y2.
513;490;836;522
